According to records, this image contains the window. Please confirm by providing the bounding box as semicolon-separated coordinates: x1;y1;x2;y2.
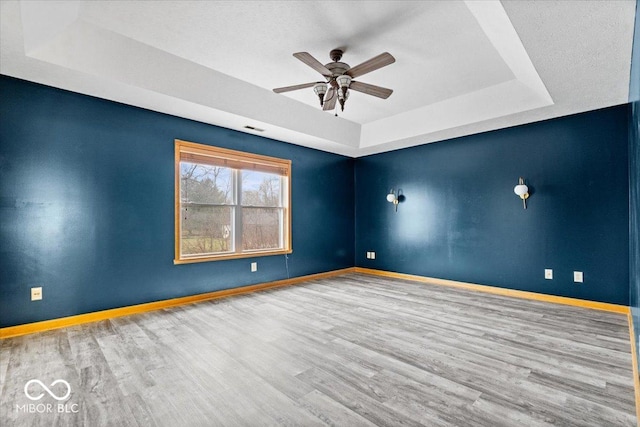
175;139;291;263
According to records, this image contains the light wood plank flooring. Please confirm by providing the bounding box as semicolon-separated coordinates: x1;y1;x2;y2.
0;273;637;426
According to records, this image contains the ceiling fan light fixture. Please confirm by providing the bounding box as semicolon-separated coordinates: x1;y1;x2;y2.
335;74;352;98
336;74;351;88
273;50;395;113
313;83;328;106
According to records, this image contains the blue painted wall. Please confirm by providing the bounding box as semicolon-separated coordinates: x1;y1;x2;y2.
0;76;355;327
0;77;634;328
629;0;640;366
355;106;630;305
630;100;640;364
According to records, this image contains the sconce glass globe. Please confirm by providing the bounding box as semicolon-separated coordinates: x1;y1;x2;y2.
386;192;396;203
514;184;528;196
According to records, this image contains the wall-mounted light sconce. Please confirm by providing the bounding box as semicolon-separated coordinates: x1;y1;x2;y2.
513;177;529;209
386;189;400;212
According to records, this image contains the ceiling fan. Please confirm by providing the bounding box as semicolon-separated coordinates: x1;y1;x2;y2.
273;49;395;113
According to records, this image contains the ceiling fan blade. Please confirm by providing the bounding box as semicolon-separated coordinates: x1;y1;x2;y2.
349;81;393;99
346;52;395;78
323;87;337;111
293;52;333;77
273;82;317;93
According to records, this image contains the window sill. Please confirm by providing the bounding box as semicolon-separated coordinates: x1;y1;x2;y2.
174;248;292;264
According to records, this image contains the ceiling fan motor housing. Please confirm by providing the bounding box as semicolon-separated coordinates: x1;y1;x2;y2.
326;49;350;81
325;62;350;79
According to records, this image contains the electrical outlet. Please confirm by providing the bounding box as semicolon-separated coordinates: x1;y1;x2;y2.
31;287;42;301
370;252;376;260
544;269;553;280
573;271;583;283
251;262;257;272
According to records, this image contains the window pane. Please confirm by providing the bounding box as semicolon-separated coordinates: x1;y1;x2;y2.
241;171;281;207
242;207;281;251
181;205;233;255
181;162;233;204
176;140;291;262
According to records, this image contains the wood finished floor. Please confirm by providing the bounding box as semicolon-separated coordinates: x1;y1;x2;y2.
0;273;636;426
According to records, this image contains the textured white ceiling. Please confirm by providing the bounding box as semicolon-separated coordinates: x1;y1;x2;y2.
0;0;636;157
